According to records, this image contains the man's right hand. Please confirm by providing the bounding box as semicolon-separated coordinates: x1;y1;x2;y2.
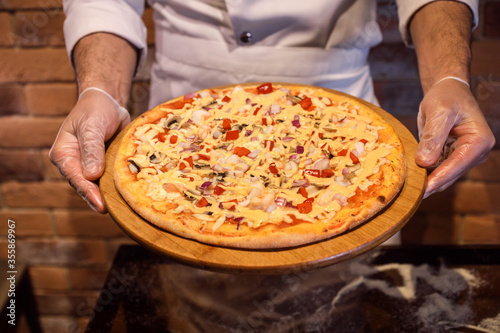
49;90;130;213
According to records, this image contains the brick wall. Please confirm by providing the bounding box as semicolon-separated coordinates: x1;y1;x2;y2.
0;1;499;331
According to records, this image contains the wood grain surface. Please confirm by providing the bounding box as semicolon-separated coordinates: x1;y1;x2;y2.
101;84;426;274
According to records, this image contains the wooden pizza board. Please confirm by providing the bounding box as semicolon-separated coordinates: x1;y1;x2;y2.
101;85;426;274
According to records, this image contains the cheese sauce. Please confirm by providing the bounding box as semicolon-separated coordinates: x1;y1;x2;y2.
127;84;393;230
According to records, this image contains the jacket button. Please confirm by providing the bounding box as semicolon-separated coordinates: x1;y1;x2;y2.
240;31;252;44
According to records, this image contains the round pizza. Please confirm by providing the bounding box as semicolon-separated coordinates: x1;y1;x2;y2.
113;83;406;249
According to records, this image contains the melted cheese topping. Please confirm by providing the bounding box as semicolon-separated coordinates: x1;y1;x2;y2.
127;85;394;230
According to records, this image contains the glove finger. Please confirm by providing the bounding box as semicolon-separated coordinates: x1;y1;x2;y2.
50;130;107;213
416;107;457;167
424;135;490;198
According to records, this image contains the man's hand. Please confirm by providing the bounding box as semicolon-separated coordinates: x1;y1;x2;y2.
50;32;137;212
50;90;130;213
409;1;495;198
416;78;495;198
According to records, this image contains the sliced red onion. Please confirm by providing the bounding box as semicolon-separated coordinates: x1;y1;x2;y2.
186;119;193;124
312;158;330;170
213;130;222;139
292;119;301;128
186;134;198;142
250;137;259;142
246;98;251;104
184;92;197;99
245;130;253;137
289;154;300;161
303;158;313;166
219;202;223;209
342;167;349;175
248;149;261;159
296;146;304;154
292;179;309;187
270;104;280;114
178;142;191;149
275;197;287;207
251;103;258;107
200;181;212;190
234;217;244;222
283;136;294;142
286;201;297;208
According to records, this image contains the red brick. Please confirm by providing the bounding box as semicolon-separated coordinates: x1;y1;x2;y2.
484;1;500;38
39;316;80;333
417;183;457;213
474;79;500;118
471;40;500;77
0;149;44;181
0;209;53;236
0;12;14;46
1;181;88;209
54;209;125;237
26;83;77;116
35;290;99;316
68;267;109;290
14;10;65;46
454;181;500;213
30;266;69;290
143;7;155;46
16;239;108;265
467;149;500;181
463;215;500;244
0;83;27;115
0;48;74;83
0;116;64;148
401;213;461;245
41;148;65;181
0;0;62;9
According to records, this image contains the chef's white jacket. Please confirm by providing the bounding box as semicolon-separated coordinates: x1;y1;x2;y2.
63;0;478;108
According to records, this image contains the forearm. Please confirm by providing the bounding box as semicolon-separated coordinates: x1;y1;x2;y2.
409;1;473;93
73;32;138;106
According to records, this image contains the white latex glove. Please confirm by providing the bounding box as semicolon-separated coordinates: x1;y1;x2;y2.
416;78;495;198
50;89;130;213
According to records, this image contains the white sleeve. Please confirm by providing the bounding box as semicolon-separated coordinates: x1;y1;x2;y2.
63;0;147;73
396;0;479;46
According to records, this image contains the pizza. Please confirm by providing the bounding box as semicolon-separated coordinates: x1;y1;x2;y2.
113;83;405;249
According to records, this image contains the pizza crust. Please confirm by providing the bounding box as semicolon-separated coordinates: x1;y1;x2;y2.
114;83;405;249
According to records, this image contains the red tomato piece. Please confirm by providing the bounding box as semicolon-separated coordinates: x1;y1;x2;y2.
304;197;315;203
337;149;348;156
213;185;226;195
222;96;231;103
262;117;267;126
304;169;320;178
264;140;274;151
257;83;273;94
196;197;209;208
179;162;187;170
234;146;251;157
253;106;262;115
222;118;232;130
320;169;335;178
360;139;368;144
297;201;312;214
299;97;313;111
184;156;193;168
170;135;178;144
318;133;323;139
197;154;211;161
269;163;279;174
224;130;239;141
298;187;308;198
350;152;360;164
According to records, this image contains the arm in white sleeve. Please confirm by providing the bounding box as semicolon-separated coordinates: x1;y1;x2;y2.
63;0;148;74
395;0;479;46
